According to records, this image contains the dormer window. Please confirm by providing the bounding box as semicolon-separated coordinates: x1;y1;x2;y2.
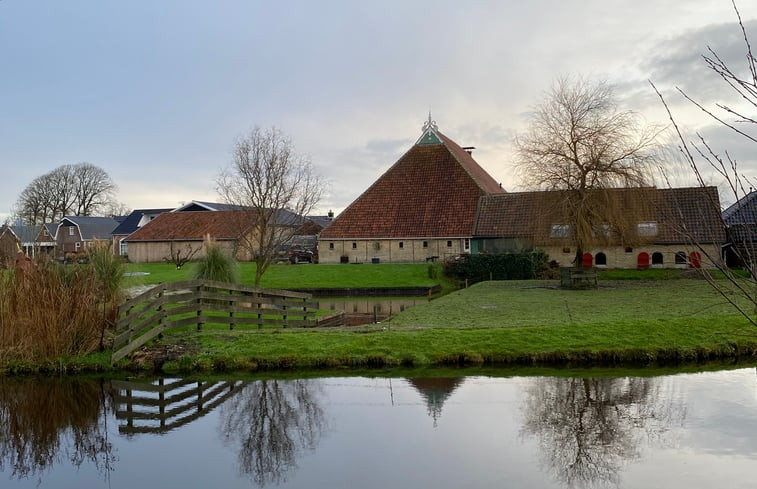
550;224;570;238
637;222;658;236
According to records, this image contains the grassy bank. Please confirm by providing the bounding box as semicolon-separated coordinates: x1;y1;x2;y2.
112;279;757;373
124;262;445;289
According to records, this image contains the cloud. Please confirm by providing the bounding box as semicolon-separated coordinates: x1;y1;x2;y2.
643;19;757;103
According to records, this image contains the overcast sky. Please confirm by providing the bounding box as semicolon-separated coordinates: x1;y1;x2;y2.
2;0;757;222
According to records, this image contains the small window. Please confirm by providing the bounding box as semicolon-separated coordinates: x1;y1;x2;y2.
595;252;607;266
638;222;658;236
75;242;81;250
68;227;74;236
562;247;571;254
446;240;452;248
422;241;428;248
119;239;128;256
675;251;687;265
550;224;570;238
352;242;357;249
625;247;633;253
329;242;334;250
652;252;664;265
399;241;404;249
463;238;470;251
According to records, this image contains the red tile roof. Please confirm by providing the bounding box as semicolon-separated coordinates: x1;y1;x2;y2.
125;210;256;241
321;130;504;239
473;186;725;245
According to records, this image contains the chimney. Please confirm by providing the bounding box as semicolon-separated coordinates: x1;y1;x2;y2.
327;209;334;219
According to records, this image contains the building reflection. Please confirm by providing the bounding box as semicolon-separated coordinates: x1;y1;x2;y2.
520;376;685;488
406;377;465;426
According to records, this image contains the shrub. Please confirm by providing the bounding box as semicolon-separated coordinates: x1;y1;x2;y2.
192;240;240;284
442;251;549;283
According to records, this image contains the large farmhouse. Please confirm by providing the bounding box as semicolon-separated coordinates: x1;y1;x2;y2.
473;186;725;268
319;119;504;264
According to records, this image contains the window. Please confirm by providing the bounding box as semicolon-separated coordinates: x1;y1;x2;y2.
463;238;470;252
625;246;633;253
595;252;607;266
637;222;658;236
446;240;452;248
675;251;687;265
68;227;74;236
422;241;428;248
75;242;81;250
399;241;404;249
562;247;571;254
352;242;357;249
550;224;570;238
329;242;334;250
652;252;664;266
119;239;128;256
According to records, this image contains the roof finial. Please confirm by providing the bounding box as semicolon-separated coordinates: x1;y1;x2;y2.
423;112;438;133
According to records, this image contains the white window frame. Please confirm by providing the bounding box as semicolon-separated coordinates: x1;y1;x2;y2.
637;222;658;236
550;224;570;239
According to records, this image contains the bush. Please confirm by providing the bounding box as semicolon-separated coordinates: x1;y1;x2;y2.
442;251;550;283
192;241;240;284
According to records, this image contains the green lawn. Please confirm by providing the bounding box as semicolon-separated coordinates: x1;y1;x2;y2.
119;278;757;373
124;262;442;289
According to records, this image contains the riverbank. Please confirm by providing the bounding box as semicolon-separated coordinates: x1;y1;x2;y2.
113;278;757;373
5;272;757;375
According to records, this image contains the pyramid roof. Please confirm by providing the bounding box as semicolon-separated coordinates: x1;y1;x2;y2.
321;122;503;239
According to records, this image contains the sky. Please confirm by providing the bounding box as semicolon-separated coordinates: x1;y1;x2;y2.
2;0;757;222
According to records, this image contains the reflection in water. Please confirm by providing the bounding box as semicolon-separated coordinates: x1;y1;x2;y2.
0;377;115;482
521;377;686;488
218;379;326;486
406;377;465;426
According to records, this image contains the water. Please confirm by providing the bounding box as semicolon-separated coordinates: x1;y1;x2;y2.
1;368;756;488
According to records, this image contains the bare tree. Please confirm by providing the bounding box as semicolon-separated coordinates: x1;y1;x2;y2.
515;77;661;270
163;241;200;270
651;0;757;326
14;163;117;225
217;126;324;286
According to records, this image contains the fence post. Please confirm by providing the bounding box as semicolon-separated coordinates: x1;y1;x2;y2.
196;284;203;331
229;288;235;330
283;302;288;328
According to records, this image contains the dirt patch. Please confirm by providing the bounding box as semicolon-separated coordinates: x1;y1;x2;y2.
129;342;199;369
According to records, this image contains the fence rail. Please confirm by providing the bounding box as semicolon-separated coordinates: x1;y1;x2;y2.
113;378;247;434
112;280;317;363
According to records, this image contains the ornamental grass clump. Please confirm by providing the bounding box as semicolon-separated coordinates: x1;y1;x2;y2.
192;239;240;284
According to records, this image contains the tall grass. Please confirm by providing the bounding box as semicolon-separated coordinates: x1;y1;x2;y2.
0;259;108;367
192;241;240;284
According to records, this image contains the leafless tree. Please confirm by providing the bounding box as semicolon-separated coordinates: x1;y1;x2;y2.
650;0;757;326
217;126;324;286
515;77;661;269
163;241;200;270
14;163;117;225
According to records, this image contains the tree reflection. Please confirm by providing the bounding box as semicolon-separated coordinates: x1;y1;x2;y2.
521;376;685;488
218;379;326;486
0;377;115;482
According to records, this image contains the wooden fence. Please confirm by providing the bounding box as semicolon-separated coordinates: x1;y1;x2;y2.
112;378;247;434
112;280;317;363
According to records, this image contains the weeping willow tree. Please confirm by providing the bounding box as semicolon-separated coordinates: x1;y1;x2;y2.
515;77;661;270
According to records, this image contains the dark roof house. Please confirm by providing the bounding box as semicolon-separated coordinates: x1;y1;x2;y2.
473;186;725;247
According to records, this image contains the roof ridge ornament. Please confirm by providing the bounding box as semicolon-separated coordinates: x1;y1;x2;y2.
422;112;438;133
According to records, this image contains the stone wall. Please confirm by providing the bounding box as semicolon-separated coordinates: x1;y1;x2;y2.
318;238;471;264
539;243;722;269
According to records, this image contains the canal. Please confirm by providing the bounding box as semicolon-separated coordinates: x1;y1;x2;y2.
1;366;755;488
